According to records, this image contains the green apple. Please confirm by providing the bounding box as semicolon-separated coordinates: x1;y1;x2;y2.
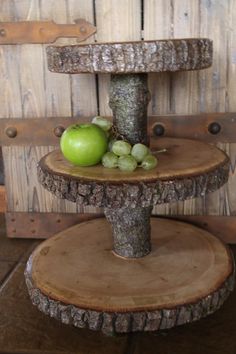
60;123;108;166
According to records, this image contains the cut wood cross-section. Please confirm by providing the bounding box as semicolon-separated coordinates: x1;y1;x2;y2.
25;218;235;335
37;138;229;208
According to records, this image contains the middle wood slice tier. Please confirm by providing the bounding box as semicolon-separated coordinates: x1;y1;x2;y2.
38;137;229;208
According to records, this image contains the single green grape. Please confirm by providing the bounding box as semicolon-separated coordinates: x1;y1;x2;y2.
102;152;118;168
92;116;113;132
118;155;137;172
131;143;149;162
141;155;158;170
108;139;116;152
112;140;132;156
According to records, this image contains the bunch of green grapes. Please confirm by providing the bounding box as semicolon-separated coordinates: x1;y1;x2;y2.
92;116;160;172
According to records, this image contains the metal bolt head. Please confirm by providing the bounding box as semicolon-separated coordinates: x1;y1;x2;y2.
153;124;165;137
208;122;221;135
0;29;6;37
5;126;17;138
54;125;65;138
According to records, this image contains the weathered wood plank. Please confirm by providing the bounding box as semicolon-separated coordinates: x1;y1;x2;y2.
144;0;200;216
1;0;74;215
226;0;236;216
144;0;232;218
144;0;172;117
0;148;4;185
67;0;98;121
95;0;142;116
143;0;171;217
0;1;63;211
35;0;75;214
167;0;201;216
0;186;6;213
198;0;229;216
0;1;27;213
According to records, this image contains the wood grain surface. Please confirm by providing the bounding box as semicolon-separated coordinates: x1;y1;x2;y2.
0;213;236;352
25;217;234;334
39;138;228;183
37;138;229;208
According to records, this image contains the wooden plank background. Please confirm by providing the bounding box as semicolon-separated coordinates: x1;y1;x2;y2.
0;0;236;223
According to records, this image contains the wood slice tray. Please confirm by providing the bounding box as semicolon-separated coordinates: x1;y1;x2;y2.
46;38;212;74
25;217;235;334
37;138;229;208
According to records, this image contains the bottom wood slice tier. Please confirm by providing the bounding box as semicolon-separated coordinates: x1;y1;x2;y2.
25;218;235;335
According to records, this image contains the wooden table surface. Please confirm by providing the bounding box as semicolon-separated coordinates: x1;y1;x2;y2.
0;213;236;354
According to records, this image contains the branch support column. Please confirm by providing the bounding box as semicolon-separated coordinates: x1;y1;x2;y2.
106;74;152;258
104;206;152;258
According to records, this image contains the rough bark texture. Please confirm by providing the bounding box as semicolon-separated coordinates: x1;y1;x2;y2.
109;74;150;145
104;206;152;258
25;256;235;335
37;160;229;208
46;39;213;74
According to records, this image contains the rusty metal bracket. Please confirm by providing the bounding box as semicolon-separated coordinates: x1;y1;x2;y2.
0;19;96;44
0;113;236;146
149;112;236;142
5;212;103;239
0;117;79;146
4;211;236;243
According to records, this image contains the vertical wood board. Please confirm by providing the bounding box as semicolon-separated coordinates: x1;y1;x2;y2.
95;0;142;116
0;0;99;215
144;0;235;217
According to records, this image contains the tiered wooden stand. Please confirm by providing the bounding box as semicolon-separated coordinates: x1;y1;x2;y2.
25;38;235;335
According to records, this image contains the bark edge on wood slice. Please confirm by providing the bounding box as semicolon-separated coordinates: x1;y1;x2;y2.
37;138;229;208
24;218;235;335
46;38;213;74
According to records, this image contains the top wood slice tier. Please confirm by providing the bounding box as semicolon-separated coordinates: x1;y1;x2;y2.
46;38;212;74
37;138;229;208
